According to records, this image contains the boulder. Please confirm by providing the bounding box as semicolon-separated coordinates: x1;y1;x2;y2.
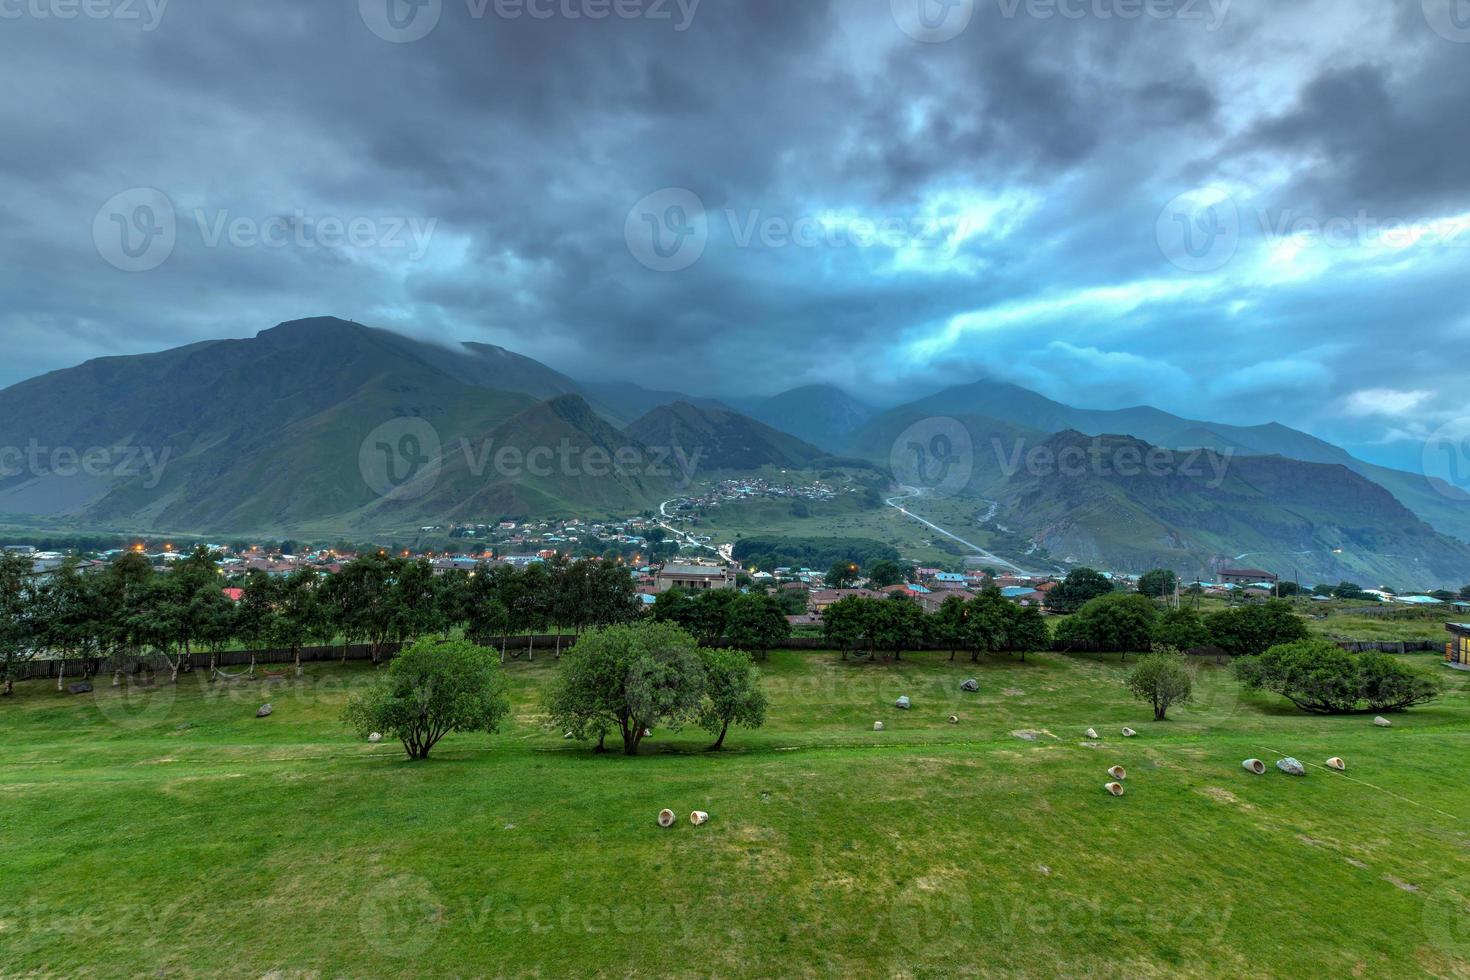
1121;727;1137;738
873;721;884;732
67;682;93;695
657;809;677;828
1085;728;1100;740
895;696;911;710
1373;716;1392;728
1276;757;1306;776
690;811;709;826
1107;766;1127;780
1242;759;1267;775
1104;782;1125;797
368;732;382;743
256;704;273;718
960;679;979;693
1326;757;1346;772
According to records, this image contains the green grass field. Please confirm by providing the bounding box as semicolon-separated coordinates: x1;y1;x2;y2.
4;651;1470;978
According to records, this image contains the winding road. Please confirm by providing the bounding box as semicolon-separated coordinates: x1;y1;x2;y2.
884;485;1036;576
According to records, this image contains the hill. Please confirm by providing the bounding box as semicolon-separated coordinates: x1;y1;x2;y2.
993;430;1470;587
746;384;873;451
625;402;828;472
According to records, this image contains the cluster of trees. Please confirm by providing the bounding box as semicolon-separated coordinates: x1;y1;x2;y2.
1235;640;1441;714
545;621;767;754
0;547;643;691
1057;595;1309;659
730;536;900;575
823;590;1050;661
648;589;792;657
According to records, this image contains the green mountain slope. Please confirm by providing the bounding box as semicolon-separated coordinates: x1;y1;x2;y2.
746;385;873;451
625;402;828;472
994;431;1470;588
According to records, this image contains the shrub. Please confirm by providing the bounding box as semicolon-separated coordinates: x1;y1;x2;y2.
342;639;510;760
1152;607;1211;651
1234;640;1440;714
1124;647;1194;720
698;647;767;750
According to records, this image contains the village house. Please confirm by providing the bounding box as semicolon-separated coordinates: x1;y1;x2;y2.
655;562;739;592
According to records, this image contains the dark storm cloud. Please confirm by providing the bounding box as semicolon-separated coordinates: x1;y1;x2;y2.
0;0;1466;469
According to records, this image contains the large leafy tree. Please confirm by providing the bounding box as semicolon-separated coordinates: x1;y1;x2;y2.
930;594;970;661
1205;600;1308;658
698;646;767;750
0;553;36;695
1044;567;1114;614
871;595;926;660
1055;592;1158;659
724;593;790;661
1136;569;1178;598
822;595;866;660
544;621;706;755
1152;607;1211;652
1235;640;1440;714
343;639;510;760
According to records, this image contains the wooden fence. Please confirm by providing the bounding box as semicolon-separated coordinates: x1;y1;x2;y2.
12;634;1441;683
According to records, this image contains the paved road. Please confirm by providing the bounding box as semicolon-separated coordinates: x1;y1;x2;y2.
658;498;732;561
885;485;1035;576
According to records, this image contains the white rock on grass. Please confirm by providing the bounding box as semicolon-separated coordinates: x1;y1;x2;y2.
961;679;979;692
1277;757;1306;776
873;721;885;732
1374;716;1392;728
1121;727;1137;738
368;732;382;743
255;704;272;718
895;696;911;710
1085;728;1100;740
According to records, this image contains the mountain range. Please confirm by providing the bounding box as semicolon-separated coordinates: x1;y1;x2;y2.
1;316;1466;587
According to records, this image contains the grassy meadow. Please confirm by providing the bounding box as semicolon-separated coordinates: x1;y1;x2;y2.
3;650;1470;978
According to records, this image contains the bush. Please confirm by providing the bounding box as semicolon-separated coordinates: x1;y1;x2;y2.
342;639;510;760
1124;648;1194;720
1234;640;1440;714
1205;600;1308;657
1055;592;1157;656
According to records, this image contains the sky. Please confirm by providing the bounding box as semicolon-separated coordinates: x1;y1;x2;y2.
0;0;1466;474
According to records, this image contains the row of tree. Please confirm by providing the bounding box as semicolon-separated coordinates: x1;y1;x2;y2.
0;547;644;691
822;591;1051;661
1056;593;1311;658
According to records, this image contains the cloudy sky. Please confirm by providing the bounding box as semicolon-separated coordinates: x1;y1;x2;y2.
1;0;1466;472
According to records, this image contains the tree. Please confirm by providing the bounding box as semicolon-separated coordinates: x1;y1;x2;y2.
688;589;736;646
1331;581;1371;601
1124;648;1194;720
822;595;866;660
1055;593;1158;658
826;561;861;589
871;595;925;660
278;568;329;673
1235;640;1440;715
866;559;906;588
724;593;790;660
1005;604;1051;661
1205;600;1308;658
343;639;509;760
1044;567;1114;613
1152;607;1211;652
0;553;36;695
698;647;767;750
1137;569;1178;598
930;594;970;661
545;621;707;755
964;588;1012;661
